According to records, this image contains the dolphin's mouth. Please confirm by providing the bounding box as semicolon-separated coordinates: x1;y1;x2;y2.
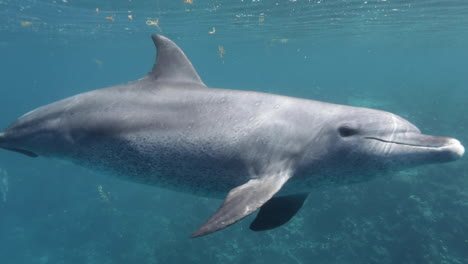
0;132;39;158
365;136;465;158
1;147;38;158
365;137;443;149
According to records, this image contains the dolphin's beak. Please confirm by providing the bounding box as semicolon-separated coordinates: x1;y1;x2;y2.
442;138;465;160
0;131;39;158
366;133;464;163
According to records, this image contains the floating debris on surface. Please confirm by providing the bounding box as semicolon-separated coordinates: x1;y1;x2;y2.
258;15;265;23
208;27;216;34
93;58;103;67
145;18;161;31
20;21;32;27
271;38;289;44
127;10;133;21
145;19;158;26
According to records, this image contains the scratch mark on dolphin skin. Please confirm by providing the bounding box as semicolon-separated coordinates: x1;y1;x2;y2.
383;114;398;156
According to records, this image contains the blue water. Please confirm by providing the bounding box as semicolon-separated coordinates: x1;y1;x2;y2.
1;0;468;263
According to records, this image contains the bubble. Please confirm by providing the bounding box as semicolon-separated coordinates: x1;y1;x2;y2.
0;168;8;202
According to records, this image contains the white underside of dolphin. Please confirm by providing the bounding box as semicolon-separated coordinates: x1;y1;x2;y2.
0;35;464;237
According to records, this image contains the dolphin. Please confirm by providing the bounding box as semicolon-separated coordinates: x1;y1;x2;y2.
0;35;464;237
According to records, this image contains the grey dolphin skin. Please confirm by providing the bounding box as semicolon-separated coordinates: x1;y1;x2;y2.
0;35;464;237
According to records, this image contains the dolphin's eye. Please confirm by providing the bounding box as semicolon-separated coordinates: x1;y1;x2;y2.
338;126;358;137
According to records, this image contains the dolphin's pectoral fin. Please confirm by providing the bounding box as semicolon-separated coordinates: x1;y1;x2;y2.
249;193;308;231
191;170;292;238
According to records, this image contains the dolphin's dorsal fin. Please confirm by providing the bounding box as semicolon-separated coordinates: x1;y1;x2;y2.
150;34;206;86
